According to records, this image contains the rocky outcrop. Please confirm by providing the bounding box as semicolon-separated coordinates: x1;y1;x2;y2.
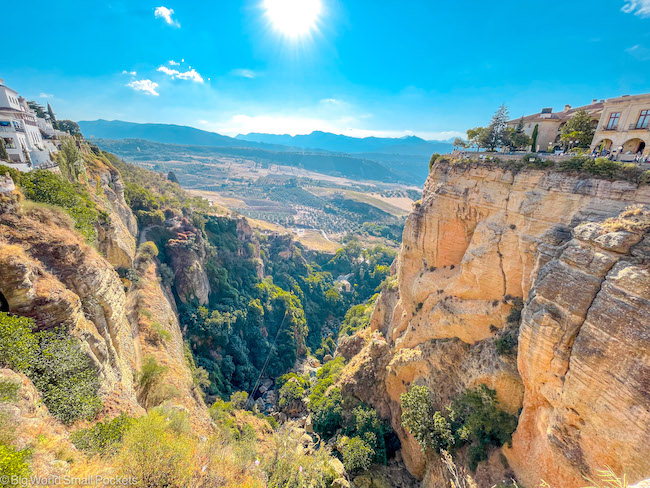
166;219;211;305
0;202;142;414
127;259;212;432
341;160;650;486
95;165;137;269
509;210;650;487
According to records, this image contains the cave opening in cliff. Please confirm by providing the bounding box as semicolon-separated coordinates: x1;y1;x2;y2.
0;291;8;313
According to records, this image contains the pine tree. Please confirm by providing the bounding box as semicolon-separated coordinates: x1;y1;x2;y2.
47;103;58;129
531;124;539;152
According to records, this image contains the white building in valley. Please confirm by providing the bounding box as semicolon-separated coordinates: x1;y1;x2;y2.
0;79;60;171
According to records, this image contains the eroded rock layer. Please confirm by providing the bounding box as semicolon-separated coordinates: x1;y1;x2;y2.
342;161;650;487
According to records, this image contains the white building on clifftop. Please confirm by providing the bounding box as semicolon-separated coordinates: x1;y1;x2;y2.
0;79;60;171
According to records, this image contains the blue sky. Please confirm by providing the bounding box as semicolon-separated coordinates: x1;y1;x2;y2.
3;0;650;140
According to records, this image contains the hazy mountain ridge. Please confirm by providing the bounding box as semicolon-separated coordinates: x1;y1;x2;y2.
236;130;454;156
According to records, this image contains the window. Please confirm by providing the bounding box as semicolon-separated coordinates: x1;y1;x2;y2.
606;112;621;130
637;110;650;129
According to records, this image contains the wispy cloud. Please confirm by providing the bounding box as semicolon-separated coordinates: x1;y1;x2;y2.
622;0;650;17
320;98;344;105
168;60;180;66
122;70;137;76
626;44;650;60
231;69;258;79
154;6;180;27
157;65;204;83
39;93;53;99
127;79;159;96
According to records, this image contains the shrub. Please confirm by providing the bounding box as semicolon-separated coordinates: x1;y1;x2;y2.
401;384;517;471
0;314;102;424
264;429;337;488
230;391;249;409
278;378;305;410
401;386;455;452
0;164;20;185
20;170;99;243
495;331;518;357
341;436;374;472
31;328;103;425
137;356;170;408
117;410;194;488
149;321;172;345
0;379;20;403
137;241;159;261
0;443;31;486
0;313;37;371
71;414;134;455
429;153;441;171
450;385;519;470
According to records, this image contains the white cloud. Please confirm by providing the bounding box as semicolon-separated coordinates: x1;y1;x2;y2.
231;69;257;79
127;79;159;96
626;44;650;60
622;0;650;17
122;70;137;76
157;66;204;83
320;98;343;105
39;93;53;99
154;6;180;27
168;60;180;66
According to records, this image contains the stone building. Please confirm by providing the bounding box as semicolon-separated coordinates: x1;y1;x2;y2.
507;100;604;152
591;93;650;160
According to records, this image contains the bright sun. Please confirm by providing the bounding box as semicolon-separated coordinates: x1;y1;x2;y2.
263;0;322;38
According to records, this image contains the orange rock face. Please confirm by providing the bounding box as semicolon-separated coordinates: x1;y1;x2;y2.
342;160;650;486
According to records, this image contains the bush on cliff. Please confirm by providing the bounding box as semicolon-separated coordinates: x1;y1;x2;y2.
0;313;102;425
20;170;101;243
401;384;518;471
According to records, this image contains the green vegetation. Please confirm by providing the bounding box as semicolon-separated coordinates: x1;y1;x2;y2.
0;443;31;487
19;170;102;243
401;384;518;471
0;379;20;403
71;414;134;455
0;313;102;425
338;296;377;338
434;153;650;185
560;110;595;148
341;436;373;472
304;358;395;471
137;356;175;409
0;139;8;162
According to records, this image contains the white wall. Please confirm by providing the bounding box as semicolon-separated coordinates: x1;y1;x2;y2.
0;86;22;111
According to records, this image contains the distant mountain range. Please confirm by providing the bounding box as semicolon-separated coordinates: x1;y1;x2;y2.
78;120;293;152
236;131;453;157
78;120;450;185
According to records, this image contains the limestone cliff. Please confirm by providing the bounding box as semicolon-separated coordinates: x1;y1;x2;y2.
341;160;650;487
0;171;211;430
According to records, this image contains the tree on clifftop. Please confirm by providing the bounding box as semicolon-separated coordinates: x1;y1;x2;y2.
561;109;595;149
167;171;180;184
479;104;510;151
